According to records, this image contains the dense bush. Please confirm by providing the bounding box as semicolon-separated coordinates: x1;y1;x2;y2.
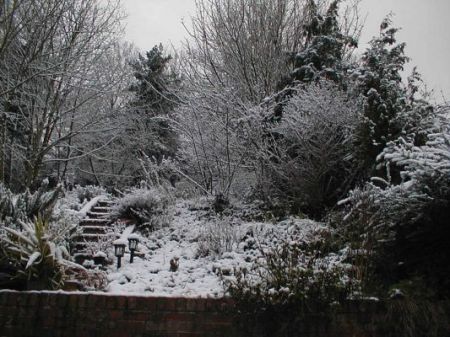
74;185;107;203
255;82;361;217
340;107;450;296
111;187;173;234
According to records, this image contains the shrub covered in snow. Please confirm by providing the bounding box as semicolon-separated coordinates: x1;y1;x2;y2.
0;218;83;289
224;222;356;336
340;106;450;295
111;187;173;234
256;82;361;217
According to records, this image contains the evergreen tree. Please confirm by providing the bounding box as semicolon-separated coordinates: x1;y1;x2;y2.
290;0;357;83
128;45;179;160
274;0;357;118
352;17;411;177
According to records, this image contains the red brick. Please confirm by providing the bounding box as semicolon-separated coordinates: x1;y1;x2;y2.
205;299;219;312
175;298;187;312
76;294;88;308
105;296;117;309
127;296;138;310
28;293;40;306
84;294;95;308
112;295;126;309
145;319;162;332
127;320;146;332
48;293;58;307
109;309;124;320
156;298;170;311
138;296;158;311
68;294;78;308
6;292;17;306
164;318;196;333
163;312;197;322
185;298;203;312
57;294;69;307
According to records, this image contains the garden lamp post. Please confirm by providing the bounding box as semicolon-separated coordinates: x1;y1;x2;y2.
128;235;139;263
113;239;126;269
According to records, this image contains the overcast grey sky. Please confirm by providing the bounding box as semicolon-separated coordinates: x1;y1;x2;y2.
122;0;450;100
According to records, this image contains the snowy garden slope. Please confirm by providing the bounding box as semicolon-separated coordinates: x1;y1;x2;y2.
105;200;331;297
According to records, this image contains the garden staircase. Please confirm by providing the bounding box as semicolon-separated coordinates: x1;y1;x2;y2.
71;198;117;267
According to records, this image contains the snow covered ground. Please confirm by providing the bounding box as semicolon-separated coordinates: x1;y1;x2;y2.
104;199;328;297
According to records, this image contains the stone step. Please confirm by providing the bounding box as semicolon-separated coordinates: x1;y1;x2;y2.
71;242;89;252
86;211;110;219
70;197;117;264
72;233;111;242
97;200;116;208
79;225;108;234
79;218;110;226
91;206;113;213
79;221;109;227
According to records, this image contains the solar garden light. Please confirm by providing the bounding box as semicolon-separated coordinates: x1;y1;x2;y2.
113;239;126;269
128;234;139;263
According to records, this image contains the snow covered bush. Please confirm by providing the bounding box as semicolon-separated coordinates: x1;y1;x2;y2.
224;224;355;336
0;218;83;289
111;187;173;234
257;82;361;217
340;105;450;295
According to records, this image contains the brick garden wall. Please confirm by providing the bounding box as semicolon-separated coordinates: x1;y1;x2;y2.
1;291;448;337
0;291;236;337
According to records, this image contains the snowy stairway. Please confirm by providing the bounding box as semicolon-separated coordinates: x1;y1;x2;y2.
71;198;117;266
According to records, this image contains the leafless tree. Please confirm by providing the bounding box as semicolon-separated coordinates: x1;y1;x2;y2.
0;0;125;190
184;0;363;104
173;75;259;200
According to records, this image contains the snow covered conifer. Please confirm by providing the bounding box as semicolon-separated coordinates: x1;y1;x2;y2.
273;0;359;119
351;16;411;177
291;0;357;84
128;45;179;160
